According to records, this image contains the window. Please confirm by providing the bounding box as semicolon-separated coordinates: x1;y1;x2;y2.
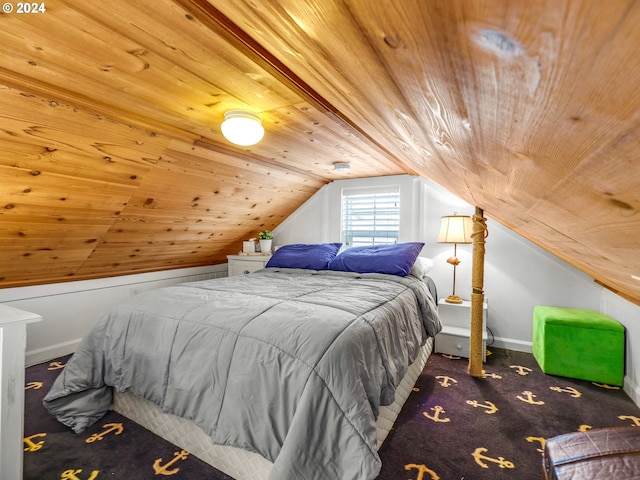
341;187;400;247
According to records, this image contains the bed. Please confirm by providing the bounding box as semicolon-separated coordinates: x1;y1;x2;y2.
44;242;441;480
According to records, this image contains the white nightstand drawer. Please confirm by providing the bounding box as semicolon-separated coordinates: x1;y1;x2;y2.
230;260;263;276
435;326;487;360
227;255;272;276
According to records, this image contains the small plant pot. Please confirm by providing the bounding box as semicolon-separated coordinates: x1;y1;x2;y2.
259;239;272;253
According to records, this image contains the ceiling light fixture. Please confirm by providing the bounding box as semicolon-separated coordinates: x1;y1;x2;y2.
221;110;264;146
333;162;351;172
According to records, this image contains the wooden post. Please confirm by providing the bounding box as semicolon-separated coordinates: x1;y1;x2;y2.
0;304;42;480
468;207;487;377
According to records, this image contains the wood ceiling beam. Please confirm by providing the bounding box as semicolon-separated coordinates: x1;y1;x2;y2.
174;0;419;176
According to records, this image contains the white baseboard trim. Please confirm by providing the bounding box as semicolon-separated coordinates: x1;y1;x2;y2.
26;339;80;367
487;336;533;353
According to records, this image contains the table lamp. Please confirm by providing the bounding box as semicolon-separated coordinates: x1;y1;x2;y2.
437;213;473;303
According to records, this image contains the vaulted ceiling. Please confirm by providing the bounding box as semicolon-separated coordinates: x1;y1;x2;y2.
1;0;639;304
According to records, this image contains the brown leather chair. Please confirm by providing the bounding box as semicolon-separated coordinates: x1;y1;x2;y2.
544;427;640;479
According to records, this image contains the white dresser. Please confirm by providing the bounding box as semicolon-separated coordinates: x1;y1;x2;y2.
0;304;42;480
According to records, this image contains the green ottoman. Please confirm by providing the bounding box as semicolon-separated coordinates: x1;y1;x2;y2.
532;306;624;386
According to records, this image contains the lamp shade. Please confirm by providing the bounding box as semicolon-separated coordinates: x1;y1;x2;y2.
437;215;473;244
221;110;264;146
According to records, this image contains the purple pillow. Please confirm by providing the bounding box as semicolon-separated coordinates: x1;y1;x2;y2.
327;242;425;276
265;243;342;270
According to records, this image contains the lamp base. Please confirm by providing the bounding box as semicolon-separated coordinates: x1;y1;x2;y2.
444;294;463;304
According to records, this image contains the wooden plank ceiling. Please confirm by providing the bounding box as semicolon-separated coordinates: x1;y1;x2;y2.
1;0;639;304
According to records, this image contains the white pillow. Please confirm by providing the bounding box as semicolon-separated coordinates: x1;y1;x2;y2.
409;256;434;279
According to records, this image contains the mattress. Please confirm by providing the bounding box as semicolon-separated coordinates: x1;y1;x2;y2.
112;337;434;480
44;268;440;478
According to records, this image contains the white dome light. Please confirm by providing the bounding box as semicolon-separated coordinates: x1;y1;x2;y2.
221;110;265;146
333;162;351;172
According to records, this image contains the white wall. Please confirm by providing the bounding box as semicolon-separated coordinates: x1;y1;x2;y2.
274;175;632;346
0;265;227;365
275;175;428;246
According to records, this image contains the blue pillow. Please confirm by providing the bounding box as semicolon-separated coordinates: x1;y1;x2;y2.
327;242;425;276
265;243;342;270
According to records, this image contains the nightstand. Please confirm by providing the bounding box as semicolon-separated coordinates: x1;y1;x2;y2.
435;298;488;361
227;254;272;276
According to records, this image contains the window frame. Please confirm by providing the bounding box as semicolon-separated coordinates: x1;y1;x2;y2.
341;186;401;247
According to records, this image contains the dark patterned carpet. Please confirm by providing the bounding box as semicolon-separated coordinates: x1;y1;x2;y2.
24;348;640;479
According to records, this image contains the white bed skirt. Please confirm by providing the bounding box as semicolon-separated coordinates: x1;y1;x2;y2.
112;337;434;479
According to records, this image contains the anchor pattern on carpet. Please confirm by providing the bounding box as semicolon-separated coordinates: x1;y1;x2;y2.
24;348;640;480
378;348;639;480
24;357;222;480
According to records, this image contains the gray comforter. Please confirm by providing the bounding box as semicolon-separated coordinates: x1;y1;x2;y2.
44;268;440;480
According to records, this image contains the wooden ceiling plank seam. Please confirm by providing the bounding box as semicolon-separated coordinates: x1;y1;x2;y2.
0;84;176;153
0;143;157;185
0;163;140;194
0;68;198;143
58;0;303;111
1;1;268;125
190;139;328;184
177;0;343;116
352;3;476;165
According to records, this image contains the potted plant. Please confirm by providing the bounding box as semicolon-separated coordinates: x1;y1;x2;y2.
258;230;273;253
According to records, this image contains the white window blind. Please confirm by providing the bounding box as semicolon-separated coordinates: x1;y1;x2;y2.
341;187;400;247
